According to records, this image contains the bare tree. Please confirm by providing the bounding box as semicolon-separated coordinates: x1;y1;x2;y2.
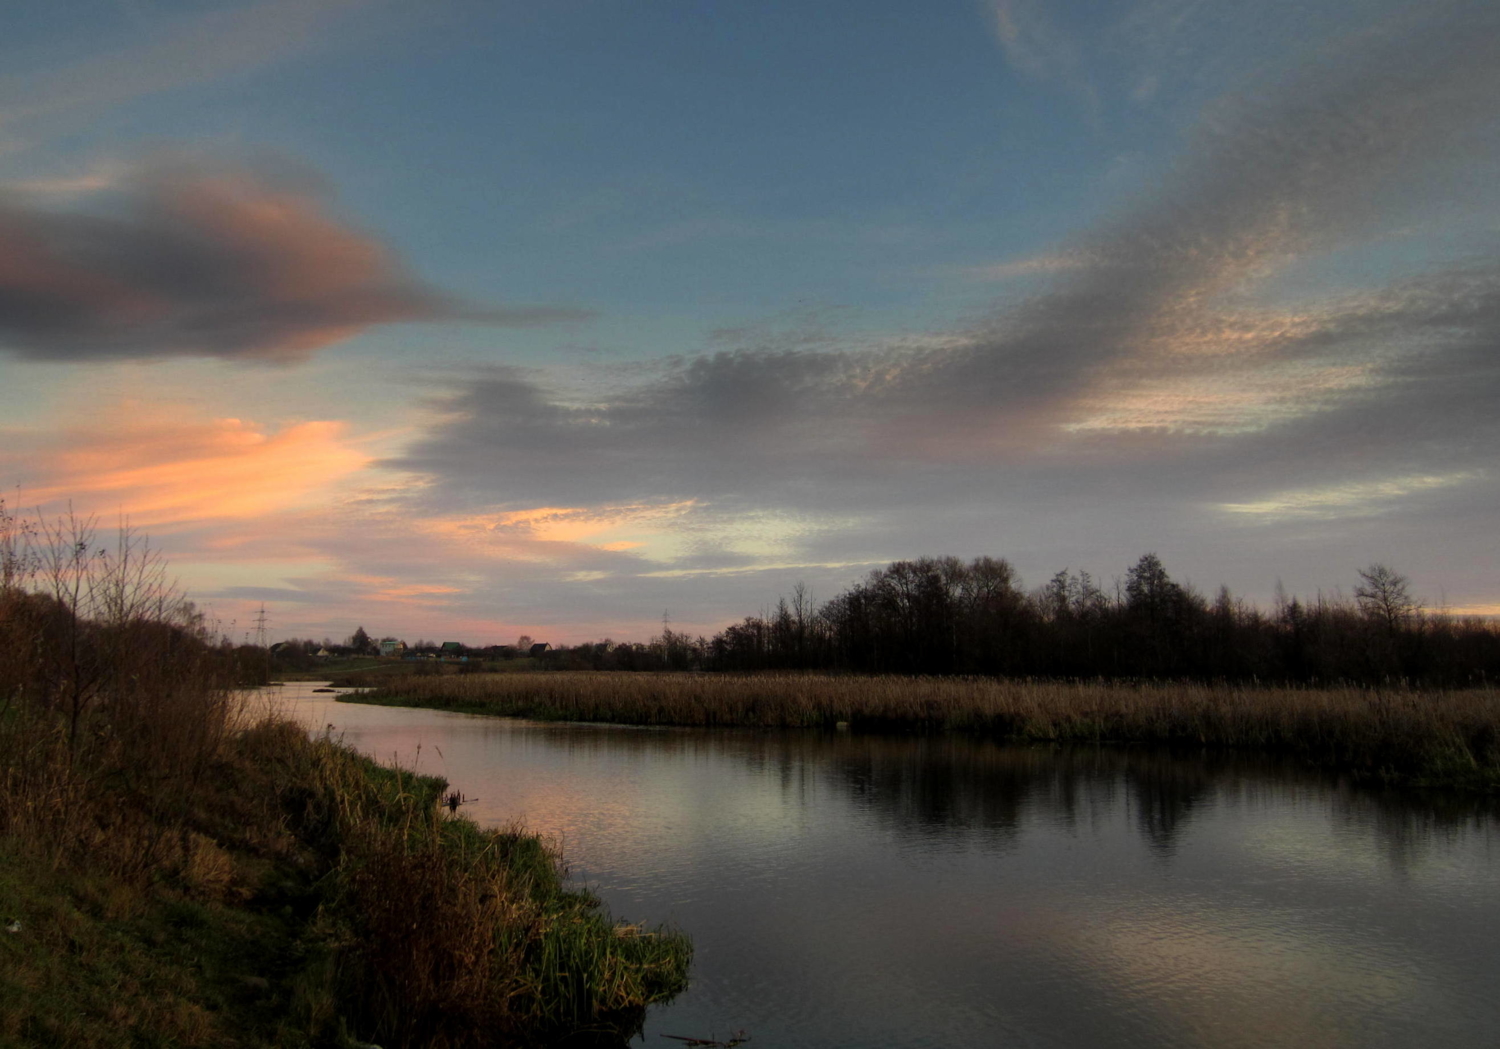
1355;564;1417;634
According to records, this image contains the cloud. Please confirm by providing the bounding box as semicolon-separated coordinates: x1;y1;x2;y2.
951;3;1500;413
5;407;371;528
386;3;1500;582
1218;471;1487;522
0;159;589;363
4;163;128;199
215;585;336;604
0;0;365;134
959;251;1093;282
986;0;1099;117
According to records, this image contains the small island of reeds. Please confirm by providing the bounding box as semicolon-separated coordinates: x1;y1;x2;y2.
347;672;1500;793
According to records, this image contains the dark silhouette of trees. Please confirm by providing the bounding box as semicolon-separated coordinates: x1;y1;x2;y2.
686;554;1500;685
512;549;1495;686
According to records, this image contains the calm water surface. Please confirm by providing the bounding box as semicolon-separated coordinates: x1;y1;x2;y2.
262;682;1500;1049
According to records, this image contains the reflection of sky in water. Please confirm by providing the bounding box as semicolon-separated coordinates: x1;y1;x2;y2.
266;684;1500;1049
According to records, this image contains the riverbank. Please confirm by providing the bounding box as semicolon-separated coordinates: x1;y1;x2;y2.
0;713;690;1048
276;656;546;684
0;506;690;1047
349;672;1500;792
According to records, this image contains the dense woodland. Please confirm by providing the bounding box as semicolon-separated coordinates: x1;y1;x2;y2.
529;555;1500;686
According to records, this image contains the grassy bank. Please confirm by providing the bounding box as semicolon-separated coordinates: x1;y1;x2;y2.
350;672;1500;791
0;711;690;1049
0;507;688;1048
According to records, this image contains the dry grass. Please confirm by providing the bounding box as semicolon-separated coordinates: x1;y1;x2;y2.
302;729;692;1049
0;707;692;1049
0;504;689;1048
355;672;1500;790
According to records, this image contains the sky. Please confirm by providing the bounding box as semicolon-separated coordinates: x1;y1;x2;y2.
1;0;1497;646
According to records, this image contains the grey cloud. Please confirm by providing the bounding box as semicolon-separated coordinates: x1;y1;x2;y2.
399;247;1500;522
391;2;1500;607
394;350;893;507
0;160;590;363
945;3;1500;411
215;586;336;604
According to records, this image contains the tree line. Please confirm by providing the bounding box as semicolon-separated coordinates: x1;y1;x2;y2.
267;552;1499;686
691;554;1498;684
530;554;1498;686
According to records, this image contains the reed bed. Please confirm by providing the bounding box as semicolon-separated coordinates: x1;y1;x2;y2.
294;724;691;1048
355;672;1500;790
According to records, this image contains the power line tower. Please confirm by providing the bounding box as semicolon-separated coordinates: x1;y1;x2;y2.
254;604;271;681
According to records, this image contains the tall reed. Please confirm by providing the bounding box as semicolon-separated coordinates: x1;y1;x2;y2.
288;727;691;1048
354;671;1500;789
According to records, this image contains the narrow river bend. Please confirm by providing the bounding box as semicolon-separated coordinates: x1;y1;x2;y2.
262;682;1500;1049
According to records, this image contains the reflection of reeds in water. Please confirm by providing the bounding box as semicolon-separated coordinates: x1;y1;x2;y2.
352;672;1500;789
452;718;1498;866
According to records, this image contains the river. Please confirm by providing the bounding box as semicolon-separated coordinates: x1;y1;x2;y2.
261;681;1500;1049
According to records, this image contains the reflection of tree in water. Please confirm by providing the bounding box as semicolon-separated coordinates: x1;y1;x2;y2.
1330;781;1500;876
1122;753;1214;854
812;739;1184;850
831;738;1034;843
816;738;1500;862
492;720;1498;862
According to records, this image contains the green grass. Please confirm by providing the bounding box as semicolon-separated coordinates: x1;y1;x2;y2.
0;840;320;1048
0;718;690;1049
302;729;691;1047
347;671;1500;792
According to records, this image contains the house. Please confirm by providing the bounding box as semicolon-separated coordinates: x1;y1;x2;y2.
528;642;550;658
379;639;407;657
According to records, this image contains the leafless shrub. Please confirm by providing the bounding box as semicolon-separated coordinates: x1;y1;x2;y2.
0;498;244;879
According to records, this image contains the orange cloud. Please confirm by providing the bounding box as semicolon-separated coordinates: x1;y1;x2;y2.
421;501;698;558
15;410;371;528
